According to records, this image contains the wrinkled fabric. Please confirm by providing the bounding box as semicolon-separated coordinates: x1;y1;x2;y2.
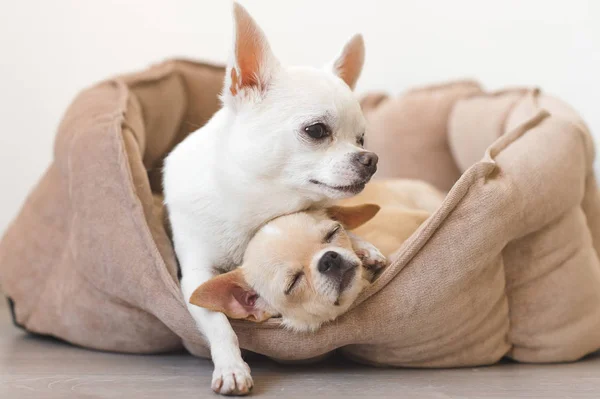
1;60;599;366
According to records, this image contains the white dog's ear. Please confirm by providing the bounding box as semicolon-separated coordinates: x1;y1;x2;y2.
329;34;365;90
189;269;270;322
224;3;279;100
326;203;380;229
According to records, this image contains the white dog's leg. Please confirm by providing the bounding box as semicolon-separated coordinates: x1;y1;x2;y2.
179;253;253;395
347;232;387;278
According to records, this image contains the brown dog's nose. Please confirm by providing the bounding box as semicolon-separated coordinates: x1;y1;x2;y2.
318;251;354;276
318;251;342;274
357;152;378;168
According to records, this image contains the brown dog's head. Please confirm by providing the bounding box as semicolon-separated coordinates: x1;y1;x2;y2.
189;204;379;331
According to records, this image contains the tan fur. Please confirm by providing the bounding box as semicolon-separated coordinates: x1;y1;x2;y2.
189;269;272;322
338;179;445;257
241;211;366;331
340;178;446;213
191;179;445;330
327;204;381;229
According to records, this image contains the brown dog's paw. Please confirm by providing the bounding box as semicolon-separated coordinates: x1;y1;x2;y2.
356;245;388;282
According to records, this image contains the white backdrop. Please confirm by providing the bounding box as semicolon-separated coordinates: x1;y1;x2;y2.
1;0;598;235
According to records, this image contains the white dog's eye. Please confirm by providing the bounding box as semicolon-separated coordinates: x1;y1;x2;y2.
357;134;365;147
304;123;330;140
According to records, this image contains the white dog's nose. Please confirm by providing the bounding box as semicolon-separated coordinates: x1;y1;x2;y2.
355;151;378;177
357;152;378;167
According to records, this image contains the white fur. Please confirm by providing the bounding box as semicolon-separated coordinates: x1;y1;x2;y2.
163;3;372;395
261;224;282;236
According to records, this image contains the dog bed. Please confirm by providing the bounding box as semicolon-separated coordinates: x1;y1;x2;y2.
1;59;600;367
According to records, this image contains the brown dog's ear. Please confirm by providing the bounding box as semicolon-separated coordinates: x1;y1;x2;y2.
226;3;279;97
326;204;380;230
330;34;365;90
189;269;269;322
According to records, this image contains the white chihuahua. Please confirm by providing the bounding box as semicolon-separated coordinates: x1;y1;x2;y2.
163;3;381;395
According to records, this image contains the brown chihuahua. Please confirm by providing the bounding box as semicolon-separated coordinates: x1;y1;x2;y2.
189;179;444;331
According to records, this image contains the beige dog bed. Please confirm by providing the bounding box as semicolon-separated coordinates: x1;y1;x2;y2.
1;59;600;366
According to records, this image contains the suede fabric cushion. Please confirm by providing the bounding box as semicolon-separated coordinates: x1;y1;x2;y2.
359;81;482;192
1;59;599;366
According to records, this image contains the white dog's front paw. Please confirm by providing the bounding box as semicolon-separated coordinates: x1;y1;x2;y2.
212;360;253;396
355;242;387;280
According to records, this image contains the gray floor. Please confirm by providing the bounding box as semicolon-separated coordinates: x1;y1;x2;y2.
1;301;600;398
